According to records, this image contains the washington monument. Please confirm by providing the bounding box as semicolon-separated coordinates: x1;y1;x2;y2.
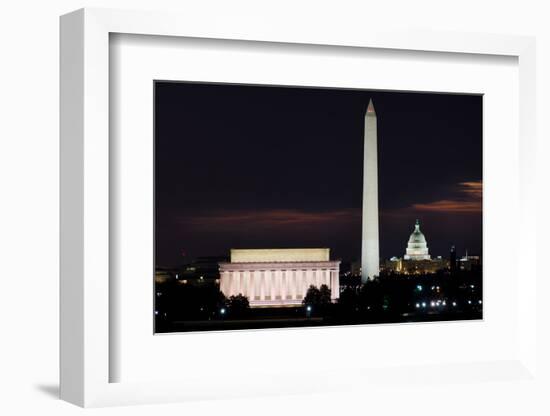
361;99;380;283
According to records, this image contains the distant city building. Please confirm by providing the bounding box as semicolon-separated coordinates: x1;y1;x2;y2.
155;267;178;284
350;260;362;277
383;220;447;275
459;252;481;271
155;256;229;286
383;257;448;275
450;245;457;274
219;248;340;307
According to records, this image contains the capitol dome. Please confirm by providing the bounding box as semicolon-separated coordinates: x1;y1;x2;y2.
404;220;431;260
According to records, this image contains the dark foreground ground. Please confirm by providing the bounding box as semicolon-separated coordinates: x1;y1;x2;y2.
156;306;482;333
155;270;483;333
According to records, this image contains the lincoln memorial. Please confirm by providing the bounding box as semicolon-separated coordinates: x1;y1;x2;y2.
219;248;340;307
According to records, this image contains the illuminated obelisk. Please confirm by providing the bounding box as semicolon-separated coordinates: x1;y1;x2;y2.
361;99;380;283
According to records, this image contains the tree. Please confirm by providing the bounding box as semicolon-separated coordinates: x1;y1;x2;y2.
216;290;229;311
337;286;359;316
358;279;384;314
303;285;321;307
319;284;332;306
303;284;332;315
228;293;250;317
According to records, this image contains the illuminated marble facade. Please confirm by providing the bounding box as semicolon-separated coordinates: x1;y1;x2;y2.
219;248;340;307
404;220;431;260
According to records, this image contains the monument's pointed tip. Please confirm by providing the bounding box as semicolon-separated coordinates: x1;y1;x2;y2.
367;99;376;114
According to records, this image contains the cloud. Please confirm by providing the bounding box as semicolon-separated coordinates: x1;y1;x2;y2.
411;181;482;213
412;199;481;213
458;181;482;199
178;208;361;230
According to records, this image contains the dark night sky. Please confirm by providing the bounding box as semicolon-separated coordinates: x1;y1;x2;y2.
155;82;482;267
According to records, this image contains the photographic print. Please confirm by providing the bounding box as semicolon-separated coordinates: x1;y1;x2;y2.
154;82;482;333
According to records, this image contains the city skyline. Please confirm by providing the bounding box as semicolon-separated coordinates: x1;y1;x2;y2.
155;82;482;267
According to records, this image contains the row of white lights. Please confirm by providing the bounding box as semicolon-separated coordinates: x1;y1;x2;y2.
415;299;482;308
417;284;476;291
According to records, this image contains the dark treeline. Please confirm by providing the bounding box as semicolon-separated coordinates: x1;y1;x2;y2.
155;269;482;333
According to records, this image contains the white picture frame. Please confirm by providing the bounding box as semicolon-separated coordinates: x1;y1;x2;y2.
60;7;537;407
